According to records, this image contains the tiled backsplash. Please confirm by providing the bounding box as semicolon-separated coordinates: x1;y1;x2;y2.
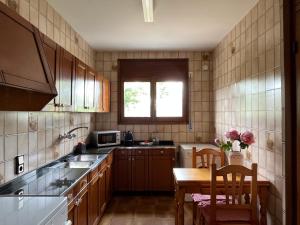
212;0;284;224
0;0;95;68
0;112;95;183
94;51;214;145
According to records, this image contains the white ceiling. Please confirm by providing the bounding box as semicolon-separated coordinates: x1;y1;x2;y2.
48;0;257;51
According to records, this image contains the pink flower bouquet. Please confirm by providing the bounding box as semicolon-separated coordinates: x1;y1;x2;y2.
215;129;255;152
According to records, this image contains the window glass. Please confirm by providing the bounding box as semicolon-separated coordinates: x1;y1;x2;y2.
124;82;151;117
156;81;183;117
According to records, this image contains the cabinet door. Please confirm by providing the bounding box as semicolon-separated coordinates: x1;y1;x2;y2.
98;168;106;215
77;190;89;225
40;34;59;107
68;206;76;225
84;68;96;111
102;78;110;112
59;49;74;109
149;155;175;191
95;73;103;112
75;60;86;111
114;157;131;191
106;161;113;203
88;175;100;225
132;155;148;191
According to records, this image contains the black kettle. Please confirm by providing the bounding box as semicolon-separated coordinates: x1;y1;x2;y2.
124;131;134;146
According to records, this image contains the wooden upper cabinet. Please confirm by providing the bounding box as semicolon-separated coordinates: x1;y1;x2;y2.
0;2;57;110
102;78;110;112
84;68;96;110
40;34;59;108
59;49;74;109
95;73;103;112
75;59;86;111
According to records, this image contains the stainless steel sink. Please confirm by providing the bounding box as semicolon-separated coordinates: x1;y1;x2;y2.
70;154;101;162
51;161;93;169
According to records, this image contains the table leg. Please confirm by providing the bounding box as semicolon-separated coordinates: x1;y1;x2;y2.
258;186;269;225
174;183;185;225
178;187;185;225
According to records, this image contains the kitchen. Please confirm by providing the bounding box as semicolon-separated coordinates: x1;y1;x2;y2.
0;0;294;225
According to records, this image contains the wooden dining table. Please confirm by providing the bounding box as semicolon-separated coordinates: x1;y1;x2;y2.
173;168;270;225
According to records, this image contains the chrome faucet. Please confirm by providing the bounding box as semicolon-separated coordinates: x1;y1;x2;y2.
59;126;88;140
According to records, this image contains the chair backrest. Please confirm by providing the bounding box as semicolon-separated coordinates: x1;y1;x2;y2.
210;163;258;224
192;147;225;168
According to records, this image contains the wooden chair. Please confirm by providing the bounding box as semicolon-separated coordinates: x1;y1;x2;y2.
192;147;225;225
198;163;258;225
192;147;225;168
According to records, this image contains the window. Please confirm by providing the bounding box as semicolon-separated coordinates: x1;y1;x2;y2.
118;59;189;124
124;82;151;117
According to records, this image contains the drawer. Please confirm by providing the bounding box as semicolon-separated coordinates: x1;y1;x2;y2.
150;148;174;156
132;149;147;156
89;167;98;181
74;175;88;196
106;152;113;164
98;160;107;170
115;149;130;157
66;189;75;211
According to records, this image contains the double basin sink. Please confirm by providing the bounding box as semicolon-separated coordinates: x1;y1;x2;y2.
50;154;105;169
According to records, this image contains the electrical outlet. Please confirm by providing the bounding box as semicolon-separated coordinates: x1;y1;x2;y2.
15;155;24;175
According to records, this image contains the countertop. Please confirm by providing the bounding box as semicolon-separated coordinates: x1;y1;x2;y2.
0;196;67;225
0;154;109;196
0;143;176;196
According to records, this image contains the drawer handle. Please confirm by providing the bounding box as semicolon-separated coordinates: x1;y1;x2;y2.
160;150;164;154
138;150;142;154
132;157;135;161
107;165;111;168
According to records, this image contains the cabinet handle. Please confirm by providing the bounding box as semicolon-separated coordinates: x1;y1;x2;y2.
160;150;164;154
172;158;175;161
107;165;111;168
65;220;72;225
99;172;104;178
75;199;80;206
60;103;64;107
138;151;142;154
132;157;135;161
128;157;131;161
67;193;73;201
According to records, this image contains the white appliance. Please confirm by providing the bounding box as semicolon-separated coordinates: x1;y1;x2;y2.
92;130;121;147
179;143;220;168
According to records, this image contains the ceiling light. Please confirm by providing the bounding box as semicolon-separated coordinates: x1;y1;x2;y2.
142;0;153;22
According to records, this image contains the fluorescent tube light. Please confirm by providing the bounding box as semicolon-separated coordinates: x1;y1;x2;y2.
142;0;153;22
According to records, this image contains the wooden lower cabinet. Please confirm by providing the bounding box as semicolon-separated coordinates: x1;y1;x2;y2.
149;155;175;191
106;154;113;203
88;171;100;225
132;155;148;191
77;189;89;225
114;148;175;192
67;158;112;225
99;166;106;215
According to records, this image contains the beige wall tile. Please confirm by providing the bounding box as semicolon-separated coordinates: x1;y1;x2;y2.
5;112;17;135
4;135;17;161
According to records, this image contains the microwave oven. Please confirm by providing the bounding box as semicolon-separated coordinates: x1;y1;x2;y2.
92;130;121;147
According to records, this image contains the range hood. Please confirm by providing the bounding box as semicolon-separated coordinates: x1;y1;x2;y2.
0;2;57;111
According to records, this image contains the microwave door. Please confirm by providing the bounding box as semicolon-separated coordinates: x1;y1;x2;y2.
98;133;116;145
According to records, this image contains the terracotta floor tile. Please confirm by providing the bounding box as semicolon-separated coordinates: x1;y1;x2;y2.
100;195;192;225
